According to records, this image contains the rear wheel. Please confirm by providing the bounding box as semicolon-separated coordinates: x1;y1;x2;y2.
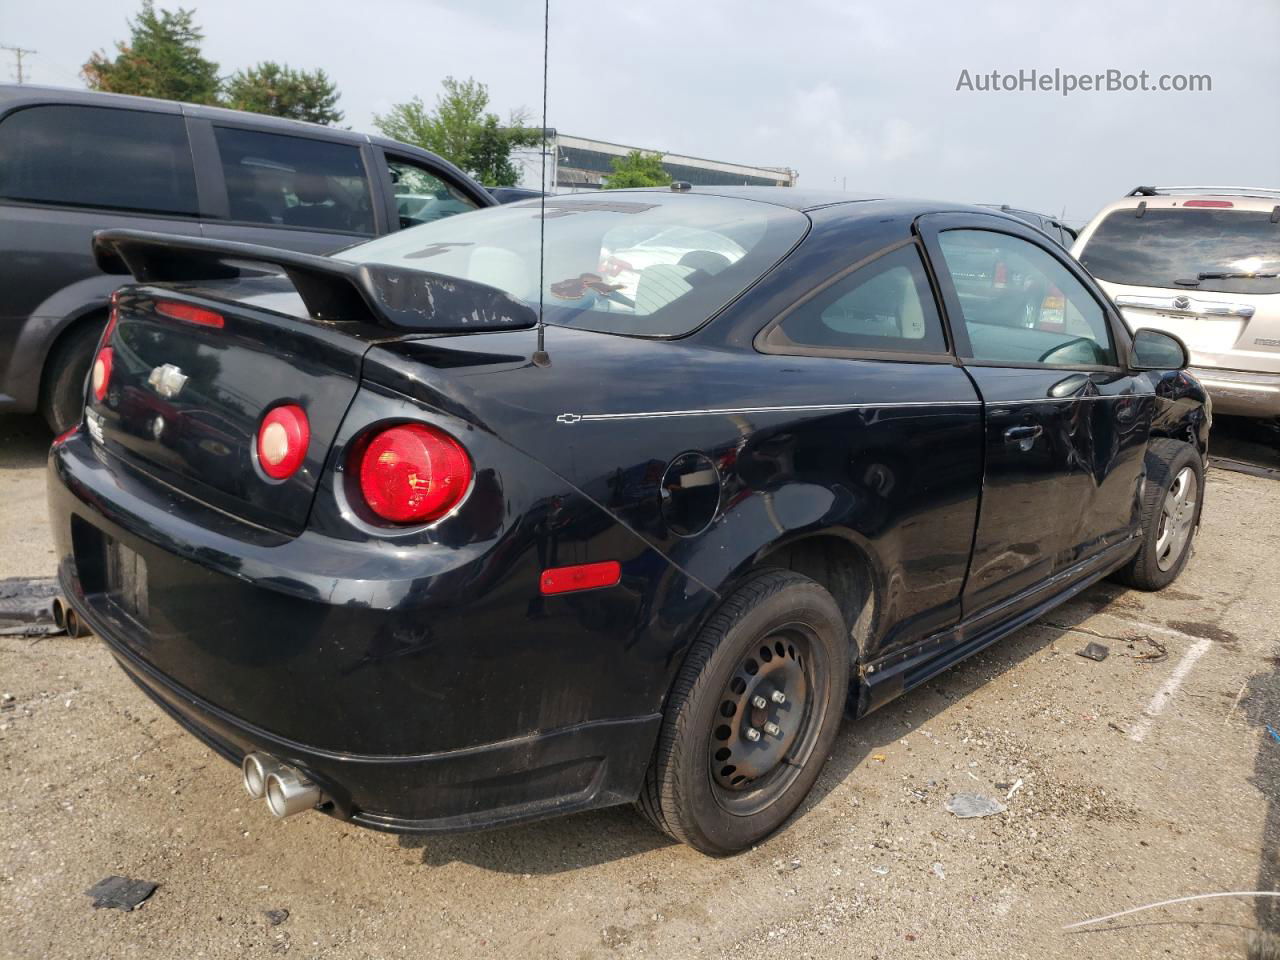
39;319;104;434
638;570;850;855
1112;438;1204;591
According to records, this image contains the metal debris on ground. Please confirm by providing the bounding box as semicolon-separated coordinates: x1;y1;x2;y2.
0;577;63;638
1128;636;1168;663
944;794;1008;818
85;876;158;911
1076;642;1109;662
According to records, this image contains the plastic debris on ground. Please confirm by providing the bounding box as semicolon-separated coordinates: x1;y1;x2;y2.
944;794;1008;818
265;909;290;925
85;876;158;911
1076;641;1109;662
0;577;64;637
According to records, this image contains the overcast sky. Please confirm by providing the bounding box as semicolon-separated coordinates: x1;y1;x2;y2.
7;0;1278;224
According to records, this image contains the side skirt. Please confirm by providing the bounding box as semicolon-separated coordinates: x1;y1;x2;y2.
855;537;1140;717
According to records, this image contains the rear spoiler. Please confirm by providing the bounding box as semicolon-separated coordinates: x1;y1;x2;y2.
92;229;537;332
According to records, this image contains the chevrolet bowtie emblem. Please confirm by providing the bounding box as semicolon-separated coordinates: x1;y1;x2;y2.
148;363;188;399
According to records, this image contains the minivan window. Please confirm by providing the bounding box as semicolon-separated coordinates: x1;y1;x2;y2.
1080;208;1280;295
213;126;374;235
0;105;197;215
333;194;808;337
388;156;479;227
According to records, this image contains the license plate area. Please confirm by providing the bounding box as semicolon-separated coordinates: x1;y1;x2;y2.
105;538;149;625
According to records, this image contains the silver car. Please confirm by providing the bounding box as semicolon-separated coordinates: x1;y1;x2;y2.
1073;186;1280;419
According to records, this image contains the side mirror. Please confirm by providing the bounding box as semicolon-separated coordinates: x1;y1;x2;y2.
1129;328;1189;371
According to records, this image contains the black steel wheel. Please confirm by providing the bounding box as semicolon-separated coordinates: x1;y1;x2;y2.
638;569;850;855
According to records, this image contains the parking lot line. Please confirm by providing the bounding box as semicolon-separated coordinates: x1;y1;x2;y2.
1129;637;1215;742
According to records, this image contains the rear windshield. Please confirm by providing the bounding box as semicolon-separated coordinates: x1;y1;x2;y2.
1079;208;1280;295
333;193;809;336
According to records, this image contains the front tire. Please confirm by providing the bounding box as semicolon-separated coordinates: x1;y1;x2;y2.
638;570;850;855
1112;438;1204;591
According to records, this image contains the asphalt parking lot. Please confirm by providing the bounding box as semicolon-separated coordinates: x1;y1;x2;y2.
1;413;1277;960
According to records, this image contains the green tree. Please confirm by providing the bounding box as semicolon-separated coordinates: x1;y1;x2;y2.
602;151;673;189
223;62;343;125
82;0;219;104
373;76;539;187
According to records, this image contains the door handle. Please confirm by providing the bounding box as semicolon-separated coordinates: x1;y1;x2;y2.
1004;425;1043;451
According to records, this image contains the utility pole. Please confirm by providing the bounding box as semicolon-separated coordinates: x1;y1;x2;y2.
1;45;37;84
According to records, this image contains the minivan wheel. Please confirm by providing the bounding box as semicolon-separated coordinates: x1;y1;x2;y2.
39;319;104;434
637;569;850;855
1111;438;1204;591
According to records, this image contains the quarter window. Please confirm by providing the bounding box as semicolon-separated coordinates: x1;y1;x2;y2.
766;245;946;355
0;105;197;215
388;157;479;227
213;126;374;234
938;230;1116;367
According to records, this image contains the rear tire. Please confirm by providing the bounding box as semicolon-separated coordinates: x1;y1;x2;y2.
638;569;850;855
39;319;104;434
1111;438;1203;591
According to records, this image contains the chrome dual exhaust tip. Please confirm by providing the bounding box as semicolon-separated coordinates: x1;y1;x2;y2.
241;753;326;818
51;597;88;638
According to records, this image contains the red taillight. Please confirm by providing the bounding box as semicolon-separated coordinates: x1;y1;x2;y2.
357;424;472;524
540;561;622;595
256;404;310;480
91;347;113;403
1183;199;1233;208
156;300;225;329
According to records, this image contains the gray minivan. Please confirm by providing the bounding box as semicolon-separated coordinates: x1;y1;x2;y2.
0;85;496;432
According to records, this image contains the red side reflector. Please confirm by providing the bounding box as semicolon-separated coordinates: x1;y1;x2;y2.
1183;199;1233;208
101;291;121;346
51;423;80;447
540;561;622;596
156;300;225;328
256;404;310;480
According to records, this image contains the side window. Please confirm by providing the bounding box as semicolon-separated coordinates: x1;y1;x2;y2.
767;245;947;355
388;157;479;228
0;104;197;215
213;126;374;234
938;230;1116;367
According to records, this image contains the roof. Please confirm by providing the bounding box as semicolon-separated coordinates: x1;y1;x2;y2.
615;185;882;211
609;186;1034;227
0;82;371;145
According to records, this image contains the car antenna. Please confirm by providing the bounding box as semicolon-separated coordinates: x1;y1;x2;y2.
532;0;552;368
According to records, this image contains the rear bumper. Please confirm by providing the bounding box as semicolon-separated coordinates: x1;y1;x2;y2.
1189;366;1280;418
71;588;657;833
47;430;685;832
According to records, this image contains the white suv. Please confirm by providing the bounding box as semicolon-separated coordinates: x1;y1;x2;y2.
1073;186;1280;419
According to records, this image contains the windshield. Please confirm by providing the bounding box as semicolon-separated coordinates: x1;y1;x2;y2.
1079;208;1280;295
333;193;809;336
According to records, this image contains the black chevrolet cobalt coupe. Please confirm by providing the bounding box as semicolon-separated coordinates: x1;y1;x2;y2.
47;188;1208;854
